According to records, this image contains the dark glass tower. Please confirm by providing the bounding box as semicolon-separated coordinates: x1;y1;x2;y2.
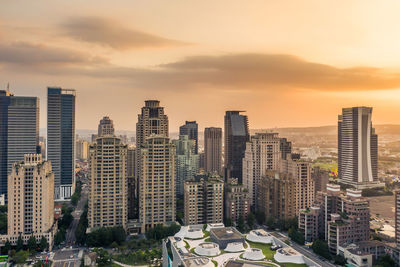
0;90;39;199
47;87;76;200
179;121;198;154
224;111;249;183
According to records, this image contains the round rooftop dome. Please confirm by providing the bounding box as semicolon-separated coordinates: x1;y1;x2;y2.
194;242;221;256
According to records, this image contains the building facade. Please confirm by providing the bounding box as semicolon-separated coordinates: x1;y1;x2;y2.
179;121;198;154
5;154;56;248
47;87;76;200
225;178;250;223
298;184;370;255
76;139;89;160
338;107;378;188
224;111;249;183
139;136;176;233
88;135;128;230
0;90;39;200
242;133;282;206
184;174;224;225
204;127;222;175
127;147;137;219
172;135;200;197
98;116;115;136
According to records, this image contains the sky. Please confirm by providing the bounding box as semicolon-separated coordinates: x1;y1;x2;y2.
1;0;400;132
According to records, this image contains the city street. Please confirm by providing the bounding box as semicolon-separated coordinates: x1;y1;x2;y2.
52;249;80;267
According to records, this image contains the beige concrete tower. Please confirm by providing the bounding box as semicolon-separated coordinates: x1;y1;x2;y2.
242;132;282;206
204;127;222;175
6;154;56;247
139;135;175;233
88;130;128;230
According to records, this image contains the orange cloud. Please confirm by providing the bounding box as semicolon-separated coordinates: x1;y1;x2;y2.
61;16;189;50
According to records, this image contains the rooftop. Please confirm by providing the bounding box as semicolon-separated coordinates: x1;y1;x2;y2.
210;227;244;240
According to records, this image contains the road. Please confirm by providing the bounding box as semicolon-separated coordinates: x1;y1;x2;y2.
53;182;88;267
270;231;336;267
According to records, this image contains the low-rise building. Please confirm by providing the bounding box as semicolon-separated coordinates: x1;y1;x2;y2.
209;227;245;249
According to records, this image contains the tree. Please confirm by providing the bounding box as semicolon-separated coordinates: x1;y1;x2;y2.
334;254;347;266
288;228;304;245
247;212;255;229
55;229;66;246
255;211;265;225
312;239;332;260
3;239;11;254
266;216;275;229
376;254;395;267
237;215;245;233
16;235;24;251
27;235;37;253
13;250;29;265
96;249;112;267
39;236;48;251
224;217;233;227
112;226;126;245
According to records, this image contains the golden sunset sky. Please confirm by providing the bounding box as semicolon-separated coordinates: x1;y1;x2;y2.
1;0;400;131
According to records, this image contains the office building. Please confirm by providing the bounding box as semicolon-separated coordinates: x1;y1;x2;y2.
242;133;281;206
88;132;128;230
184;174;224;225
338;107;378;188
204;127;222;175
47;87;76;200
172;135;200;197
98;116;115;136
224;111;249;182
225;178;250;223
5;154;56;247
139;136;175;233
179;121;198;154
312;166;330;196
0;90;39;199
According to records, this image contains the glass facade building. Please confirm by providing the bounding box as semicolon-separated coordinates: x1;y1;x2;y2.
47;87;76;200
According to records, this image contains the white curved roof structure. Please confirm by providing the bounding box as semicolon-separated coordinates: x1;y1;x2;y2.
206;223;225;232
274;248;305;264
194;242;221;256
187;228;204;239
175;226;188;239
225;242;245;252
246;229;273;244
242;248;265;261
174;237;186;249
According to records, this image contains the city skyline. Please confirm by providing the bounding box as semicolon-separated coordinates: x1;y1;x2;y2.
2;1;400;131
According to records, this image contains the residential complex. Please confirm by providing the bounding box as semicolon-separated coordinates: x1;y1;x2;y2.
4;154;56;247
47;87;76;200
243;132;282;206
183;174;224;225
0;90;39;199
172;135;199;197
179;121;199;154
88;130;128;230
76;139;89;160
224;111;249;182
224;178;250;223
299;184;370;254
127;147;137;219
139;136;176;233
204;127;222;175
338;107;378;188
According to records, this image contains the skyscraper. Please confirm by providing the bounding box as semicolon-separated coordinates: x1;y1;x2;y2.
242;133;281;206
98;116;115;136
5;154;56;247
88;128;128;230
172;135;199;197
0;90;39;199
127;147;137;219
139;136;176;232
204;127;222;175
47;87;76;200
135;100;169;223
224;111;249;182
179;121;198;154
338;107;378;188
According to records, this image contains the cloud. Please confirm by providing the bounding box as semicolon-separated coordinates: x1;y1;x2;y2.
0;42;106;65
61;17;188;50
76;53;400;92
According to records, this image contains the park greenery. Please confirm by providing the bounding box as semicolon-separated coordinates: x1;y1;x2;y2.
311;239;331;260
145;223;181;240
71;180;82;206
87;226;126;247
0;205;7;235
